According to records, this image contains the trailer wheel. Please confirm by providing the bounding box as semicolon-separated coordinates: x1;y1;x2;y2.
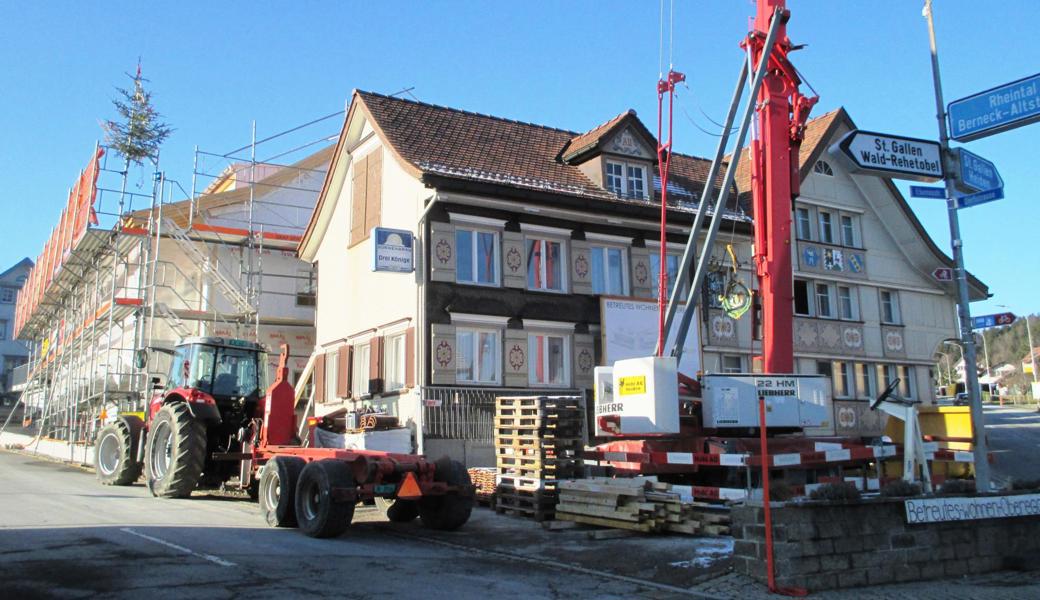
95;416;143;486
375;497;419;523
259;456;305;527
418;459;473;531
144;403;207;498
295;459;356;538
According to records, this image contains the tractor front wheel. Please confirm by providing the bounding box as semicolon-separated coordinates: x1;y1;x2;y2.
259;456;306;527
418;459;473;531
295;459;356;538
94;417;143;486
144;403;206;498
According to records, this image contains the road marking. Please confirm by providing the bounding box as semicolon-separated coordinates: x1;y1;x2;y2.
121;527;236;567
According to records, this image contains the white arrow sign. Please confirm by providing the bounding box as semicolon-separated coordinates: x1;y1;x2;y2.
829;130;944;182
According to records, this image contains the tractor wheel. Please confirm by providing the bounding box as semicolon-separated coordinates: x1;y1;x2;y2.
259;456;305;527
294;459;356;538
375;497;419;523
144;403;207;499
418;459;474;531
94;417;143;486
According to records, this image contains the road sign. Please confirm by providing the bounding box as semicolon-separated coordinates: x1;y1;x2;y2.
954;148;1003;194
830;130;943;182
910;185;947;199
932;267;953;282
972;312;1016;329
949;72;1040;142
955;187;1004;210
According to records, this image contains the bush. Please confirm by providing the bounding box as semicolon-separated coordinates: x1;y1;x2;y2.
881;480;922;498
938;479;976;495
810;482;861;502
1010;478;1040;491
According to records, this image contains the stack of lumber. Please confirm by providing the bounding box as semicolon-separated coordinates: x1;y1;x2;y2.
554;477;732;536
467;467;497;506
494;396;584;521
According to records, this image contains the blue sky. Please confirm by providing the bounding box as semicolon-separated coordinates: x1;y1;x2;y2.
0;1;1036;317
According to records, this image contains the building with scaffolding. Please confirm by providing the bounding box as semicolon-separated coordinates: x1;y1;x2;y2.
9;114;339;450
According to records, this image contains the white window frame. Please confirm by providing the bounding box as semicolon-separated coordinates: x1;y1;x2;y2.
833;360;854;399
720;355;744;374
840;214;858;247
326;349;339;401
525;237;568;293
455;327;502;385
818;210;835;244
384;332;407;392
837;285;859;321
626;164;646;198
0;288;14;304
793;278;813;317
351;343;371;398
0;320;7;340
528;332;571;388
605;159;649;199
795;207;813;241
857;362;877;401
455;227;500;287
815;282;835;318
589;244;629;296
880;289;901;324
605;161;624;195
647;249;685;299
898;365;916;399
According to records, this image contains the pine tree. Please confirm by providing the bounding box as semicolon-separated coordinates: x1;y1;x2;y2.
101;65;172;166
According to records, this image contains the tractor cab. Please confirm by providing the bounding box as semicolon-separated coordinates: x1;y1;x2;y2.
156;336;268;426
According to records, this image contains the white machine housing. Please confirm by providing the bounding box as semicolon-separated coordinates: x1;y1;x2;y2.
700;374;833;430
594;356;680;436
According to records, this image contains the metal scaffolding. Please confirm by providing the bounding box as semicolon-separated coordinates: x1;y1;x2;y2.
5;112;341;450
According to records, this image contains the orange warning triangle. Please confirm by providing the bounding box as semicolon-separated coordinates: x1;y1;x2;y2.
397;472;423;499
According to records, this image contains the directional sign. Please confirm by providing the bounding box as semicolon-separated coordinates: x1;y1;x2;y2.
932;267;954;282
954;148;1003;194
949;72;1040;142
830;130;943;182
955;187;1004;210
972;312;1016;329
910;185;947;199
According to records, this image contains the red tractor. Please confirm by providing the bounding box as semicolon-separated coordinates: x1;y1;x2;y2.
93;337;474;537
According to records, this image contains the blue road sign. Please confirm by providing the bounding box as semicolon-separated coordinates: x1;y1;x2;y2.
949;72;1040;142
956;148;1003;193
973;312;1016;329
910;185;947;199
955;187;1004;209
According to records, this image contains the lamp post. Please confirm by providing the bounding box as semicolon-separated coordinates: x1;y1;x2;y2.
936;351;954;389
944;339;965;387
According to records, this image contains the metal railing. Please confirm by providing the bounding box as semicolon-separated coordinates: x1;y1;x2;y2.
421;385;584;443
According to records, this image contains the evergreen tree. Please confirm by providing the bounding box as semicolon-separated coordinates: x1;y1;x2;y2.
101;65;172;166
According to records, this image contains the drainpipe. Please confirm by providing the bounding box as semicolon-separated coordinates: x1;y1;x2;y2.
415;193;438;454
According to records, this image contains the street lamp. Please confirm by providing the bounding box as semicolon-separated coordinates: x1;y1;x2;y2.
943;338;965;386
936;351;954;389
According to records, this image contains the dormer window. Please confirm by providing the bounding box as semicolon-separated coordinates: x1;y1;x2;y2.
605;160;648;199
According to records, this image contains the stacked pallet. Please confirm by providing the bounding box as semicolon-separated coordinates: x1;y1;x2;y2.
494;396;584;521
554;477;731;536
467;467;497;506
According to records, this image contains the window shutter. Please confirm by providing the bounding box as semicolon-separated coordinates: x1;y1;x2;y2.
501;231;525;288
369;336;384;394
336;345;350;398
573;333;595;389
365;150;382;234
349;155;368;247
570;240;592;294
313;353;326;404
430;323;457;385
429;221;457;282
630;247;652;298
404;327;416;389
346;345;354;395
503;329;528;387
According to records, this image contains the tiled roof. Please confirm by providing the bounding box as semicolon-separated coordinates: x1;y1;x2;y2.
561;110;637;161
356;91;743;215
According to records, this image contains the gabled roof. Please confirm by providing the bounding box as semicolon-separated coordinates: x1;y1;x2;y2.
299;91;743;257
560;110;657;163
0;258;34;281
132;145;334;227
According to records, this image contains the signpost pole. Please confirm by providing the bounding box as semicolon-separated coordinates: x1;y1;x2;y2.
923;0;991;490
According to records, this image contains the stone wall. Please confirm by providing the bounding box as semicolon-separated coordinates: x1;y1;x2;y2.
732;498;1040;591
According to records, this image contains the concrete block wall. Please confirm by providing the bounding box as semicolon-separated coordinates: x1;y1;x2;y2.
732;498;1040;591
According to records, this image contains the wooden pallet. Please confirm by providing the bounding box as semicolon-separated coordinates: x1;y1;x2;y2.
496;396;583;409
494;414;584;427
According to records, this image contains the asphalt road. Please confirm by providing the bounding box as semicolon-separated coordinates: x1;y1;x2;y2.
0;451;681;600
984;404;1040;486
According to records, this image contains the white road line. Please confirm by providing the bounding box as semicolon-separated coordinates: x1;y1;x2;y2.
121;527;236;567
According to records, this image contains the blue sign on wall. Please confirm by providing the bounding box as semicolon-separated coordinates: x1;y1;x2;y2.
949;72;1040;141
371;227;414;273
